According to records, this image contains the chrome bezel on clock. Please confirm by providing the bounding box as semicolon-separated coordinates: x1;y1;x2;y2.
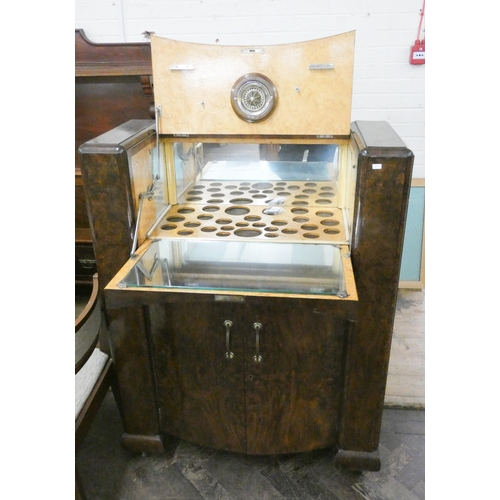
230;73;278;122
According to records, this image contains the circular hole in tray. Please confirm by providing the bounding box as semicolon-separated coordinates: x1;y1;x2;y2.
249;189;259;193
274;187;285;191
303;233;320;239
198;214;214;220
295;194;309;199
252;194;267;199
193;184;205;189
184;221;201;228
234;228;262;237
226;205;251;215
264;233;279;238
216;231;231;237
320;186;334;191
226;185;238;190
245;215;261;221
293;216;309;223
301;224;318;231
292;201;309;206
188;190;204;195
271;220;287;226
186;196;203;202
229;198;253;205
291;208;309;214
265;227;278;232
316;211;334;217
230;191;244;196
161;224;177;231
216;218;232;225
201;226;217;232
282;228;298;234
177;229;193;236
320;219;340;226
288;185;300;190
319;192;335;197
167;216;185;222
252;222;266;227
221;225;235;231
279;191;291;196
316;199;332;204
303;189;317;194
202;205;220;212
241;182;251;186
208;199;224;204
324;228;340;235
177;207;195;214
305;182;317;187
207;187;222;192
252;182;273;190
240;187;250;191
210;182;222;186
236;222;249;227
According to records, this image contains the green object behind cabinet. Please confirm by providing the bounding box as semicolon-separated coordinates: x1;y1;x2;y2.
400;185;425;284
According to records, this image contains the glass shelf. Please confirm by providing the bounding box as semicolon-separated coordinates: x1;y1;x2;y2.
119;239;348;297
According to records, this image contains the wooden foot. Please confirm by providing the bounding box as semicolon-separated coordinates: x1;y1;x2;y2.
333;448;381;471
120;433;165;454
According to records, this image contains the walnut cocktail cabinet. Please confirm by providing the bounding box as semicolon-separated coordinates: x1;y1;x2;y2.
79;33;413;471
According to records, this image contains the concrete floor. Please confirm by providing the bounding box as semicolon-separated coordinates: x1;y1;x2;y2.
385;289;425;409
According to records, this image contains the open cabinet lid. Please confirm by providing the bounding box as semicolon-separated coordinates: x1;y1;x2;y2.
151;31;355;138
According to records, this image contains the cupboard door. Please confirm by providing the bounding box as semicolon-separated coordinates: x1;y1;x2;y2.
148;302;247;453
244;302;347;455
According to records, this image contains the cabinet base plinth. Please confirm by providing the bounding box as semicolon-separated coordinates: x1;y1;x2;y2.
121;433;165;454
333;449;381;471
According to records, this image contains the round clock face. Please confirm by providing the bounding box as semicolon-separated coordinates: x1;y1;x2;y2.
231;73;277;122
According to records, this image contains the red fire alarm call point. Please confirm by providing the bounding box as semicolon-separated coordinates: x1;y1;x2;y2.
410;39;425;65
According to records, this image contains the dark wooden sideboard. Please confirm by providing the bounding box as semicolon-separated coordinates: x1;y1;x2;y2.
75;29;154;284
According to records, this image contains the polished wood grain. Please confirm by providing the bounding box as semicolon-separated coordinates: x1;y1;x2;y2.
75;29;155;283
151;32;355;136
336;121;414;466
148;298;350;455
243;303;348;455
75;29;152;77
80;119;412;471
149;301;248;452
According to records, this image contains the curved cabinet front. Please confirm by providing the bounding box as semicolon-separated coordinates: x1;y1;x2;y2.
148;296;351;455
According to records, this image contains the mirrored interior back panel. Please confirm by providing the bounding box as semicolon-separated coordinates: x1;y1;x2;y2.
150;140;349;245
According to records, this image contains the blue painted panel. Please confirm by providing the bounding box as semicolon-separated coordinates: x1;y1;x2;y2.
400;186;425;282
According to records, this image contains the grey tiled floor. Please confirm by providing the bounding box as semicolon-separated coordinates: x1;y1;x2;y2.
77;391;424;499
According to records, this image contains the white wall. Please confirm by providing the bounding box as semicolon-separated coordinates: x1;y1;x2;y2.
75;0;425;177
